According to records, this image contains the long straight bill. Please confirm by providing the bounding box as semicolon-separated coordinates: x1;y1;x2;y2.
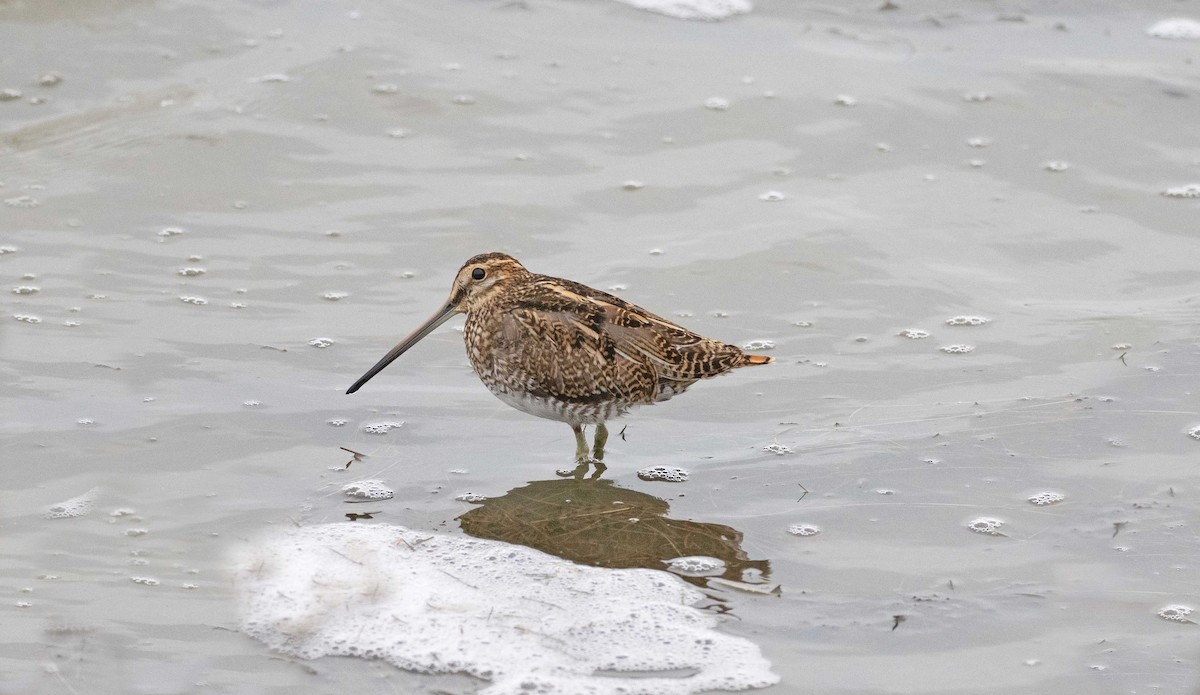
345;303;456;394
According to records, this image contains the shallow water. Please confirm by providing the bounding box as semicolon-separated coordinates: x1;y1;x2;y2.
3;1;1200;693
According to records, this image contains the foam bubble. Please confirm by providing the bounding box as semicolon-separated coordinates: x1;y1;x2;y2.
637;466;690;482
899;329;929;339
787;523;820;537
1162;183;1200;198
342;480;394;500
233;524;777;693
1027;491;1065;506
945;315;989;326
757;191;786;202
762;443;792;455
322;291;349;301
742;339;775;350
1042;160;1070;172
455;492;487;503
11;286;39;294
4;195;39;208
664;556;726;577
1147;18;1200;39
616;0;751;21
967;517;1004;535
13;314;42;324
178;296;207;305
44;487;100;519
1157;604;1194;622
177;267;206;277
1188;426;1200;441
703;96;730;110
308;338;334;348
362;421;403;434
940;344;974;354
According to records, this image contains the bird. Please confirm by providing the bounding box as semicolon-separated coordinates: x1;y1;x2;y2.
346;253;773;465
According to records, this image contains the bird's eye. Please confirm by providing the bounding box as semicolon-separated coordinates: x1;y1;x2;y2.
471;267;486;281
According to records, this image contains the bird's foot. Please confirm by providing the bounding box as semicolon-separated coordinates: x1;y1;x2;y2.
568;424;608;477
557;460;607;479
592;423;609;463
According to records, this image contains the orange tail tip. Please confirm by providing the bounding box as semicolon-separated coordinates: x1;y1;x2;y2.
743;354;773;366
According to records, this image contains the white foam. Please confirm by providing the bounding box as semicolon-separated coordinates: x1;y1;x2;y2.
637;465;690;482
1147;18;1200;39
615;0;751;21
233;524;777;694
1163;183;1200;198
341;480;394;500
665;556;726;577
44;487;100;519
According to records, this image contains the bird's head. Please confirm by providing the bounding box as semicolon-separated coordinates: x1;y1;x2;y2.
345;252;530;394
446;252;531;312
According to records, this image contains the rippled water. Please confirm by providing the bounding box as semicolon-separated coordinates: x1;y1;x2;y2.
3;1;1199;693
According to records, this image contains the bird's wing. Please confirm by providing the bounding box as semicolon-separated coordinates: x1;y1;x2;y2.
498;278;745;403
586;290;748;382
497;280;652;403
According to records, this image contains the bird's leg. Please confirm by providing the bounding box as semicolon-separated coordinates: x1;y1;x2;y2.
572;424;590;464
592;423;609;462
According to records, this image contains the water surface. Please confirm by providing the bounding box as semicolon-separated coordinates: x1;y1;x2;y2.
3;1;1199;693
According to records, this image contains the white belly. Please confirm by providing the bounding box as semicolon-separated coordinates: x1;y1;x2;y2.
489;387;621;426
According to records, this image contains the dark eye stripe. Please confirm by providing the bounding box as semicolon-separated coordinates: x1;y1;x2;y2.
471;267;486;280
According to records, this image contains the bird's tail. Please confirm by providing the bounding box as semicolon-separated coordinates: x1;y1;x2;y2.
741;353;773;366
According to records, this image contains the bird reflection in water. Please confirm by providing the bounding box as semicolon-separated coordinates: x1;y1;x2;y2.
457;477;772;590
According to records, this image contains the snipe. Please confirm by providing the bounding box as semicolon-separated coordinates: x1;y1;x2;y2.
347;253;772;465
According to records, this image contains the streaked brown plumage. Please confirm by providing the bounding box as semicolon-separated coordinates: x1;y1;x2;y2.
347;253;772;464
